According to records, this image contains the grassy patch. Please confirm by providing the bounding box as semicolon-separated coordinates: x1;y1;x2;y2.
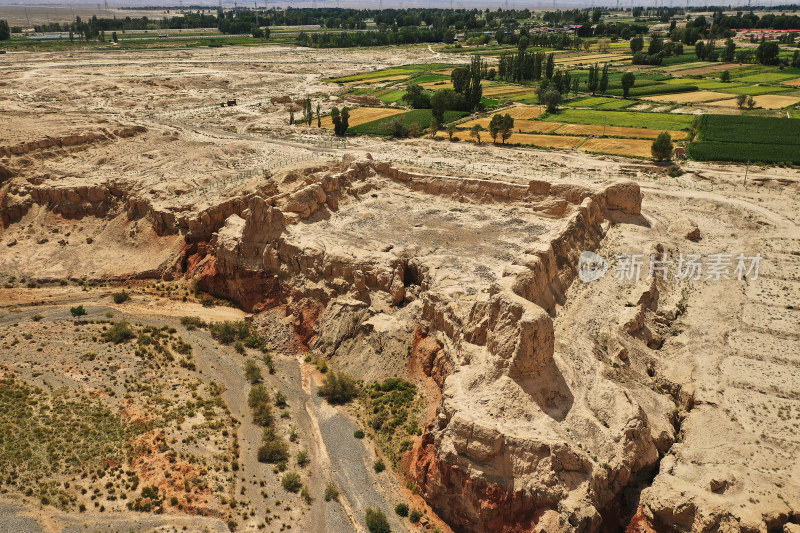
359;378;421;467
0;378;148;510
564;96;636;110
606;83;698;97
718;85;793;96
734;72;800;84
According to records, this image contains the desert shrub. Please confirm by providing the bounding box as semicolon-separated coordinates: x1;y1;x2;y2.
112;291;130;304
274;391;287;407
324;481;339;501
208;321;250;345
300;486;311;504
252;401;273;427
234;341;246;355
667;165;684;177
395;503;409;517
70;305;87;317
409;508;423;523
101;321;134;344
317;370;358;405
373;459;385;473
258;428;289;463
365;508;391;533
354;429;365;439
31;314;43;322
296;450;309;467
180;316;206;330
244;360;262;383
281;472;302;493
248;384;270;408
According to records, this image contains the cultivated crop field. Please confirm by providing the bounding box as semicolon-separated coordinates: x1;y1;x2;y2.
555;123;688;140
580;137;654;158
320;107;407;129
688;114;800;164
458;117;562;133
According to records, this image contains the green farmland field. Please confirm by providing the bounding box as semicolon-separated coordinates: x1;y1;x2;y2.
688;115;800;164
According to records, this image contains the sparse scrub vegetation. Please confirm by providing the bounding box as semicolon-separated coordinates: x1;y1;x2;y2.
317;370;358;405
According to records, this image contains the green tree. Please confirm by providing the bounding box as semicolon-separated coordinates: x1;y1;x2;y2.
721;70;731;83
382;116;410;138
651;131;673;162
621;72;636;98
500;113;514;144
630;36;644;53
289;109;295;125
470;124;484;144
545;53;555;79
488;114;503;143
316;102;321;128
648;36;663;55
722;39;736;62
446;123;457;141
450;67;471;95
756;41;780;65
365;508;391;533
736;94;748;108
0;20;10;41
746;96;756;109
598;64;610;94
430;88;455;126
540;88;562;113
587;63;599;95
402;83;431;109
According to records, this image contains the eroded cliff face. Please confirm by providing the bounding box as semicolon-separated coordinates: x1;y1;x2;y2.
2;150;667;532
171;155;666;533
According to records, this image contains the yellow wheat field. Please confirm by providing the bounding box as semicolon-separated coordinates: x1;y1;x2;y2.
642;91;732;104
341;75;410;86
555;123;688;140
320;107;406;129
502;106;545;119
781;78;800;87
705;95;800;109
481;85;532;97
580;137;653;158
459;117;561;133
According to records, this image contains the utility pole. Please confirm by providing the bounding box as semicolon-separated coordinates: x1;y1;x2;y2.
743;161;749;188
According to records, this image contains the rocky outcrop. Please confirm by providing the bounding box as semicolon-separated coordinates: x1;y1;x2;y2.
0;126;146;158
180;156;653;533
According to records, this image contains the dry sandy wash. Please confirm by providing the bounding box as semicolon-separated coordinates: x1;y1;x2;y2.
2;44;800;533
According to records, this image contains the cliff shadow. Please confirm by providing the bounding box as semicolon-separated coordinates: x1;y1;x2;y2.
515;360;573;422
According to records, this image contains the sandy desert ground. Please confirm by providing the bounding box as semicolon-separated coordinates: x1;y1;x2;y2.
1;43;800;533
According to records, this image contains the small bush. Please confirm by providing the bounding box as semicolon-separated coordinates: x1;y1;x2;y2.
274;391;287;407
244;359;262;383
70;305;87;317
324;481;339;502
365;507;391;533
258;428;289;463
354;429;365;439
373;459;385;473
112;291;130;304
667;164;684;177
31;314;43;322
409;508;423;523
180;316;206;330
296;450;309;467
101;321;134;344
248;384;270;408
317;370;358;405
395;503;409;517
281;472;302;493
